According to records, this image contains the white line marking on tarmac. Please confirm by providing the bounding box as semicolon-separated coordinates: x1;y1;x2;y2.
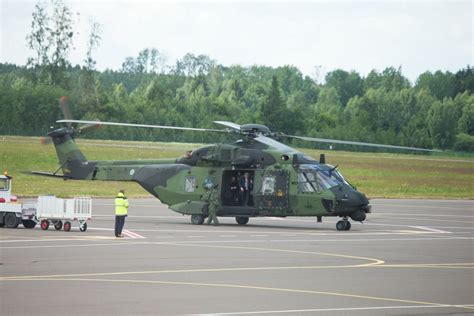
382;213;474;218
265;217;284;221
1;236;472;249
190;304;472;315
121;229;145;239
410;226;452;234
93;214;183;218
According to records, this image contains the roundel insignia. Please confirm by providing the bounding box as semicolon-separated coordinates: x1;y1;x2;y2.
203;177;214;189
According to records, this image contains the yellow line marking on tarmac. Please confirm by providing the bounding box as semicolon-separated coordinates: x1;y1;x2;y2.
377;263;474;269
0;245;384;281
1;260;471;281
170;243;385;266
3;277;473;312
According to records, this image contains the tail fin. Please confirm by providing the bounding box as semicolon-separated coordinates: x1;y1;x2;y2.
48;128;93;179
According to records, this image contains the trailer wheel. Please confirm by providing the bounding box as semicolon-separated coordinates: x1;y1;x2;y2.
79;222;87;232
5;213;19;228
54;221;63;231
22;220;36;229
63;221;71;232
40;220;49;230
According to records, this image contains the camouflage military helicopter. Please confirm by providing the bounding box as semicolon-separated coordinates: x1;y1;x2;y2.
32;115;437;231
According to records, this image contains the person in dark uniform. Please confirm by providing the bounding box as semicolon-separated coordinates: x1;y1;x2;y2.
229;176;239;206
239;172;253;206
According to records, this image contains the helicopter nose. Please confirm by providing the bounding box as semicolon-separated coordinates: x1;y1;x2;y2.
331;186;369;213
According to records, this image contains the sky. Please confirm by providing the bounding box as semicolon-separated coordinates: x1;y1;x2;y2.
0;0;472;83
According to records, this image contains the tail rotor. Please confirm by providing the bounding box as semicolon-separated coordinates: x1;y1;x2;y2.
41;96;101;145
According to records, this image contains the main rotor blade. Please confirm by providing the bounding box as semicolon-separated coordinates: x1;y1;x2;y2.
285;135;441;152
213;121;241;131
57;120;227;133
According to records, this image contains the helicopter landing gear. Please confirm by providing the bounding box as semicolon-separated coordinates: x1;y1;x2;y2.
336;217;351;231
235;216;249;225
191;214;205;225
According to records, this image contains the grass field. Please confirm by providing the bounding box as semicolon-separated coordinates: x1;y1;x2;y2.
1;136;473;199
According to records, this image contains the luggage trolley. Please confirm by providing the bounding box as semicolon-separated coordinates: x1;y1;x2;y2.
36;196;92;232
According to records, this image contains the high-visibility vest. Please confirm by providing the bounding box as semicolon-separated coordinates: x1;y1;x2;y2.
115;192;129;215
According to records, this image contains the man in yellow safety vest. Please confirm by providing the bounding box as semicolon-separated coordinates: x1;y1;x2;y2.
115;190;129;237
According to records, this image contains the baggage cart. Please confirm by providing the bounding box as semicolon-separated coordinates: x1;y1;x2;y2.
36;196;92;232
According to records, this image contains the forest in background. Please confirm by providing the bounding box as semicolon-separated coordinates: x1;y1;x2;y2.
1;0;473;152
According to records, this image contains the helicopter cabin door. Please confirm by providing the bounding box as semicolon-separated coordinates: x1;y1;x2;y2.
254;170;289;214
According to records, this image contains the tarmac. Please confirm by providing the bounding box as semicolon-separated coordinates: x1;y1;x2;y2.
0;198;473;315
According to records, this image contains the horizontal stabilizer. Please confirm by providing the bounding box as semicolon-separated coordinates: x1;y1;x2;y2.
23;171;66;179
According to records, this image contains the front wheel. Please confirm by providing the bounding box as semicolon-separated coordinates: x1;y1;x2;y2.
79;222;87;232
235;217;249;225
190;214;205;225
22;220;36;229
336;220;347;231
344;221;351;231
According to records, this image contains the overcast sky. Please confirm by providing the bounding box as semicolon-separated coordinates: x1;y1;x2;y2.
1;0;472;82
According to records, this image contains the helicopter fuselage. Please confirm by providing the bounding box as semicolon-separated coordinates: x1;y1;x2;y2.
45;128;370;225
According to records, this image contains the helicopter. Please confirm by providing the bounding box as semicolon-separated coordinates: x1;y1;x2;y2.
30;108;438;231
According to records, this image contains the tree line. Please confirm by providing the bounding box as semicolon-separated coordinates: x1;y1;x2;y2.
0;0;473;152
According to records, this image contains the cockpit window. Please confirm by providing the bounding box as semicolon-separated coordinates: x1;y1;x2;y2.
297;165;339;193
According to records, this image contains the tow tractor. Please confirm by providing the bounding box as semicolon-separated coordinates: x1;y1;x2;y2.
0;172;36;228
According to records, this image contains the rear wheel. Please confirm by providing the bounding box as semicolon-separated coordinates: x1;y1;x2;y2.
40;220;49;230
22;220;36;229
63;221;71;232
5;213;19;228
54;221;63;231
191;214;204;225
235;217;249;225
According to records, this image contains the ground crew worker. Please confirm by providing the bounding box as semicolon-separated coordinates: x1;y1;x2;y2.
115;189;128;237
204;186;219;225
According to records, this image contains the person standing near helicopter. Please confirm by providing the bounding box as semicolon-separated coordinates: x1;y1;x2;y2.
203;185;219;225
201;178;220;225
114;189;128;237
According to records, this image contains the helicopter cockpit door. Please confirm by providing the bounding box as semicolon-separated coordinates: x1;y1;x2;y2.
254;170;289;213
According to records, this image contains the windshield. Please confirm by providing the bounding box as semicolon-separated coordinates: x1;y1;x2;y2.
0;178;9;191
297;165;339;193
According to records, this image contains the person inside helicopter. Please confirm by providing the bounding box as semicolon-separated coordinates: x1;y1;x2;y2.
229;176;240;206
239;171;254;206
